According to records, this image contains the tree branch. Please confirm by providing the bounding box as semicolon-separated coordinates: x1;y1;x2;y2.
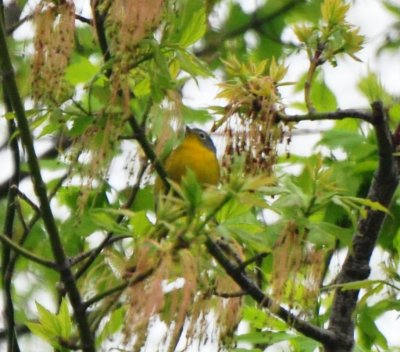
91;0;111;74
276;108;374;124
0;325;30;341
326;101;399;352
205;235;339;347
0;233;58;270
1;65;21;352
196;191;339;347
12;186;40;214
8;171;70;272
0;17;95;352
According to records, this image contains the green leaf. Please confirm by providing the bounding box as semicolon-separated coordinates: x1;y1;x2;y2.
130;210;153;237
321;0;350;26
133;77;151;97
358;71;392;104
224;4;250;34
170;0;206;47
91;209;131;235
65;55;99;84
310;74;338;111
27;322;55;346
327;279;380;291
58;298;72;340
236;331;295;345
341;196;391;215
182;105;213;123
181;169;203;209
176;49;212;77
68;114;94;137
36;302;60;336
242;306;287;330
357;306;389;350
96;307;125;346
27;300;72;349
308;222;352;247
318;129;373;157
131;186;155;212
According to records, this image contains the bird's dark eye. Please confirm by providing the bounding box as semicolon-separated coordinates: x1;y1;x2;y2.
199;132;206;139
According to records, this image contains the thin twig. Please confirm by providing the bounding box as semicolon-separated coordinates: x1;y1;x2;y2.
5;13;33;35
304;43;324;112
6;12;92;35
238;252;269;270
8;171;71;272
212;289;247;298
75;14;92;25
0;233;58;270
12;185;41;214
83;266;157;309
70;235;130;266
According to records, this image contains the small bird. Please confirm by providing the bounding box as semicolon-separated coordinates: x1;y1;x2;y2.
155;126;220;193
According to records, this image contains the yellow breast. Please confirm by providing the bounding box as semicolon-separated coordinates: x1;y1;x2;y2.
164;135;220;185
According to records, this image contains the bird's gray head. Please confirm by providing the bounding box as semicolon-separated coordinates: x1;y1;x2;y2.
185;126;217;154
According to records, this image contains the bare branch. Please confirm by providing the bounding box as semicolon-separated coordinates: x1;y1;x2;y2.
276;108;374;124
0;233;58;270
1;88;21;352
326;101;399;352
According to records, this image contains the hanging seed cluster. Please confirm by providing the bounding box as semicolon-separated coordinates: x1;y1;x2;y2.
271;221;302;304
73;111;126;212
215;58;292;176
271;221;326;313
123;237;242;352
32;0;75;103
106;0;165;111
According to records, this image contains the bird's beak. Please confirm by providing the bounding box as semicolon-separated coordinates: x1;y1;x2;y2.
185;125;191;134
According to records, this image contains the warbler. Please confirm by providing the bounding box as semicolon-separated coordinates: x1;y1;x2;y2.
155;126;220;193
